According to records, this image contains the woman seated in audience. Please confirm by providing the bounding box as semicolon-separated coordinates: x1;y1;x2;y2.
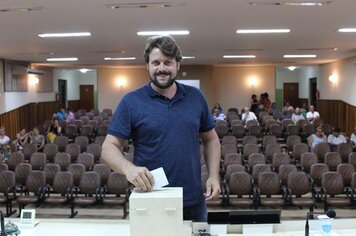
350;126;356;150
12;128;29;152
30;127;45;151
327;127;346;152
307;126;327;152
291;107;306;123
212;108;225;122
47;118;62;143
211;103;223;114
66;107;75;123
0;127;11;156
53;107;67;121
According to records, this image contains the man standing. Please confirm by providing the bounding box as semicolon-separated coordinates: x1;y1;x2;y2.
101;35;221;222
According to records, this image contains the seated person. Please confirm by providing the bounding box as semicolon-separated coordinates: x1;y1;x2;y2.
307;126;327;152
350;126;356;149
306;105;320;123
0;127;11;156
328;127;346;152
212;108;225;122
211;103;223;114
242;107;258;126
268;103;278;115
30;127;45;152
47;118;62;143
12;128;29;152
279;106;291;121
53;107;68;121
66;107;75;123
291;107;306;123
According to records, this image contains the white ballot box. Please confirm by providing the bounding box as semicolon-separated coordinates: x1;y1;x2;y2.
130;187;183;236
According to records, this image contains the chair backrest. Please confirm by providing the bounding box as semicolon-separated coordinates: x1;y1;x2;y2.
15;163;32;186
86;143;102;162
221;144;237;158
310;163;329;186
252;164;271;184
321;123;333;136
91;109;100;116
351;172;356;189
269;124;283;138
93;116;103;125
348;152;356;169
215;126;229;139
303;124;315;137
25;170;46;193
64;125;77;140
324;152;342;171
300;152;318;173
337;163;355;187
315;143;331;161
77;153;95;171
106;172;129;195
321;172;344;195
231;125;245;139
97;125;108;137
0;163;9;172
85;112;94;120
0;171;15;193
52;171;74;194
287;172;311;195
224;153;242;168
88;120;98;131
272;153;290;172
242;135;257;146
65;143;81;162
225;164;246;182
79;116;89;125
54;136;69;152
337;143;353;162
286;135;302;151
93;164;111;186
102;108;113;116
278;164;298;186
222;135;237;145
246;119;258;128
7;152;25;171
296;119;307;131
23;143;38;160
287;124;300;136
43;163;61;186
74;136;89;152
265;143;282;162
243;144;260;158
68;163;86;186
229;172;253;195
292;143;309;162
216;120;228;127
266;119;279;130
282;119;294;130
43;143;59;162
94;136;106;146
247;153;266;168
262;135;277;149
54;153;71;171
248;125;262;138
73;120;83;130
258;172;281;195
80;125;93;138
30;152;47;170
230;119;243;127
79;171;101;194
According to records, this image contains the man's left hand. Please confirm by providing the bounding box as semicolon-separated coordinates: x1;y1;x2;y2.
205;177;221;201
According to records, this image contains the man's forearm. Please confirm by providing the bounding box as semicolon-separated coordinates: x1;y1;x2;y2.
203;138;221;178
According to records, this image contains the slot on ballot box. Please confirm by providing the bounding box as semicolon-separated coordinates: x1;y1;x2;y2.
130;187;183;236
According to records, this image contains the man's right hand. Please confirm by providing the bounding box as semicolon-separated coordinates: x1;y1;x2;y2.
125;166;155;192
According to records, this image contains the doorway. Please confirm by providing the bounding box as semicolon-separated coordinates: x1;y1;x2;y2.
58;79;67;109
79;85;94;111
283;83;299;108
309;78;317;109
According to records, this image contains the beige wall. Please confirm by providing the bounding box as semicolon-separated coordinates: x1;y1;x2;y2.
97;65;276;114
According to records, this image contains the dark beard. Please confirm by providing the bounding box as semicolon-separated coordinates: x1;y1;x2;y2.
149;72;176;89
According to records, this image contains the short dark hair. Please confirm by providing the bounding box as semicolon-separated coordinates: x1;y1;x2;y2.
333;127;341;133
144;35;182;63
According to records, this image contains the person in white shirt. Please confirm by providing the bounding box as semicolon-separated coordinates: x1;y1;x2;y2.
292;107;306;123
328;127;346;152
0;127;11;156
307;126;327;152
350;126;356;149
242;107;258;126
306;105;320;123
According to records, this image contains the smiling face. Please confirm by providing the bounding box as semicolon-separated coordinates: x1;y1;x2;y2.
147;47;180;90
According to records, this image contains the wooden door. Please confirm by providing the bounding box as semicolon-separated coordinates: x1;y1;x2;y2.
79;85;94;111
283;83;299;108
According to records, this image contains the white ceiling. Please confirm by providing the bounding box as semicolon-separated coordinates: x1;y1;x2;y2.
1;0;356;68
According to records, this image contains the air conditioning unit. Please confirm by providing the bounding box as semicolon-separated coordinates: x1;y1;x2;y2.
27;68;45;75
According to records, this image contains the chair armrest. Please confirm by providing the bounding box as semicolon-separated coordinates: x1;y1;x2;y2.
69;186;80;199
43;186;51;198
253;186;260;204
282;187;291;202
95;187;102;201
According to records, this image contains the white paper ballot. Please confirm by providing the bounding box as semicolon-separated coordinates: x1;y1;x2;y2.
150;167;169;190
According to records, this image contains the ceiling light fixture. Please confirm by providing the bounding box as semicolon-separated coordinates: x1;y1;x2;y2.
283;54;316;58
137;30;189;36
249;1;332;7
79;68;90;73
38;32;91;38
46;58;78;62
287;66;297;71
182;56;195;59
337;28;356;33
223;55;256;59
236;29;291;34
104;57;136;61
0;6;44;12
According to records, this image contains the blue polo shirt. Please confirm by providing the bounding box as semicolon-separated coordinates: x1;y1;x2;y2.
108;82;215;207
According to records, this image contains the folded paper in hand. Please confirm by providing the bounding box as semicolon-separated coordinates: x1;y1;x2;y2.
150;167;169;190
